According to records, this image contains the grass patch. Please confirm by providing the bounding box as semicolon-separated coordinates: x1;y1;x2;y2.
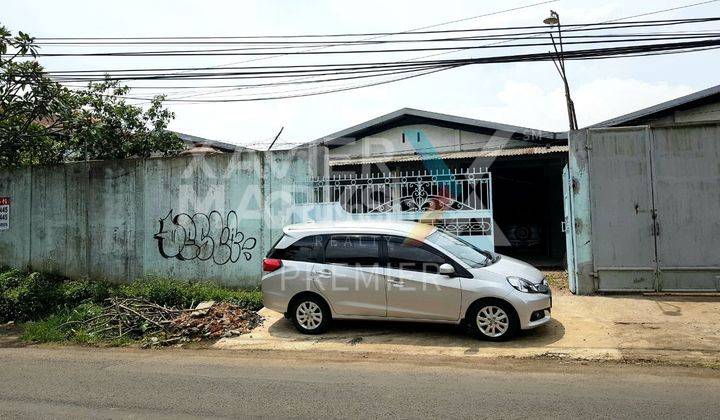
20;303;104;343
21;313;69;343
117;277;262;311
0;268;262;345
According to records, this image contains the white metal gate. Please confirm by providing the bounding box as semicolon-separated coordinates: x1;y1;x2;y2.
292;168;495;250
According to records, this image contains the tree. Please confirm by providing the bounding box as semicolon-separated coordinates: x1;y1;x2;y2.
0;25;184;168
66;80;182;161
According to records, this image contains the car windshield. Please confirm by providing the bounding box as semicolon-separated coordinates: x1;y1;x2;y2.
426;228;499;268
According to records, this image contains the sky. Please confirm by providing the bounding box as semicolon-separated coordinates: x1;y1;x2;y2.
4;0;720;148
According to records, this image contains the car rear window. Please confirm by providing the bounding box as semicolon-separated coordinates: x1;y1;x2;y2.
269;235;323;263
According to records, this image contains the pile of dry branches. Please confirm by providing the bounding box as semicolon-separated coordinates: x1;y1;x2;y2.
76;298;181;340
70;297;263;345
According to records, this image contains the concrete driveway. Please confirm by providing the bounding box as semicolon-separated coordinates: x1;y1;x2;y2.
216;290;720;366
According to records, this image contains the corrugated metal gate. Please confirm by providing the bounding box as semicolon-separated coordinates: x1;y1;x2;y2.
586;124;720;291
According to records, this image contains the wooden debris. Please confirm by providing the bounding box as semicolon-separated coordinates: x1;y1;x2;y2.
71;297;263;345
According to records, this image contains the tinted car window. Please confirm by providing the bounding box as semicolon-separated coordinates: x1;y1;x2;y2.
325;235;380;266
385;236;447;273
426;229;493;267
270;235;323;262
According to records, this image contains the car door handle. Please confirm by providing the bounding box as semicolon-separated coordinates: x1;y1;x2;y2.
314;269;332;278
386;278;404;285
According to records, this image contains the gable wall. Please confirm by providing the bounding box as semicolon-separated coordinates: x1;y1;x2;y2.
330;124;531;160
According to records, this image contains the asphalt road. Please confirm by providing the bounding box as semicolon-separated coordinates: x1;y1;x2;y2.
1;347;720;419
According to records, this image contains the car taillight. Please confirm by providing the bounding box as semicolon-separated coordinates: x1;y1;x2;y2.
263;258;282;272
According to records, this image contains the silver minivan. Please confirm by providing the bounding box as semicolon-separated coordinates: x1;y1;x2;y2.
262;221;551;341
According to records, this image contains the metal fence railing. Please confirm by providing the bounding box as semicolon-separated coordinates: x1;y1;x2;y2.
294;168;492;215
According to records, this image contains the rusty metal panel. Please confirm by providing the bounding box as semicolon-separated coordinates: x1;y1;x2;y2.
587;128;656;291
567;130;596;294
651;124;720;291
562;163;577;292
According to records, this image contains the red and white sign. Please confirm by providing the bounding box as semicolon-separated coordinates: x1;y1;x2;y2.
0;197;9;230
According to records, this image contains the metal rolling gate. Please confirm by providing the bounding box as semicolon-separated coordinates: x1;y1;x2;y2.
586;123;720;291
293;168;495;251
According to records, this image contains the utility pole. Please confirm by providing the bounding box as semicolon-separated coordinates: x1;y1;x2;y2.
543;10;578;130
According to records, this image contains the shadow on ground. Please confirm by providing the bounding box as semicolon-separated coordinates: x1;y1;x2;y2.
267;316;565;349
0;324;23;348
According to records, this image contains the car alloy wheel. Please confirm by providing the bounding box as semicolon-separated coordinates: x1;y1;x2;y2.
295;301;323;330
476;305;509;338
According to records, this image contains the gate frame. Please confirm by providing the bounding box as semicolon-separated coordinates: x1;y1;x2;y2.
568;123;720;294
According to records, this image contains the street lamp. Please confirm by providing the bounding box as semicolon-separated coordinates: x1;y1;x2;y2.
544;10;578;130
543;12;559;25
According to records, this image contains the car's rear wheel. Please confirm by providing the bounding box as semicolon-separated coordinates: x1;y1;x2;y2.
289;294;331;334
467;300;518;341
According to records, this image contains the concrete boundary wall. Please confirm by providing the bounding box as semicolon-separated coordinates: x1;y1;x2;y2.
0;147;325;287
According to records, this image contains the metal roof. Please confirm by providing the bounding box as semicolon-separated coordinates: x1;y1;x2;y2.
330;145;568;166
301;108;566;149
174;132;249;153
590;84;720;128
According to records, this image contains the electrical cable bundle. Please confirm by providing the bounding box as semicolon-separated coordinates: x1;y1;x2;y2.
5;9;720;103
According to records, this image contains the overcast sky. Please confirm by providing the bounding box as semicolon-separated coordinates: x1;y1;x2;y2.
4;0;720;148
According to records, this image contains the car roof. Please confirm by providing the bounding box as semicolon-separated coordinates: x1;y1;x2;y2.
283;220;436;239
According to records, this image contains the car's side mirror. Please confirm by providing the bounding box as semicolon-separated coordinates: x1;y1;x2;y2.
439;263;455;276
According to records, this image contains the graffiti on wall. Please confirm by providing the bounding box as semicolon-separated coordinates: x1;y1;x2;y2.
154;210;257;265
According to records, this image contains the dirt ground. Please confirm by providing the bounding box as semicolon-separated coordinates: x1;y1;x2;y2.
216;278;720;368
4;270;719;368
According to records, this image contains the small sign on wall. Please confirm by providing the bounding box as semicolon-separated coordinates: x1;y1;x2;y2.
0;197;9;230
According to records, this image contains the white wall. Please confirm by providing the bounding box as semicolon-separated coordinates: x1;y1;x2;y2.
330;124;529;160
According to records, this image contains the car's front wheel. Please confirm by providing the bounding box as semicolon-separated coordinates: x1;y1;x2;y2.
289;294;331;334
467;300;518;341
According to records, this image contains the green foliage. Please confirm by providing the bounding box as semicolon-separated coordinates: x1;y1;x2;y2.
65;80;184;161
58;278;113;308
1;268;262;325
0;269;64;322
0;269;116;322
117;277;263;311
20;313;68;342
0;25;185;169
0;268;263;344
21;302;104;343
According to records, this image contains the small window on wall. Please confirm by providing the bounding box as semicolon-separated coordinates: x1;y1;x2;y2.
325;235;380;266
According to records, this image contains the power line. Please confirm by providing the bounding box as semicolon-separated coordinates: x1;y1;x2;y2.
129;2;720;101
91;39;720;103
20;1;720;103
104;0;563;101
32;15;719;41
20;19;720;57
32;30;720;48
34;1;561;41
